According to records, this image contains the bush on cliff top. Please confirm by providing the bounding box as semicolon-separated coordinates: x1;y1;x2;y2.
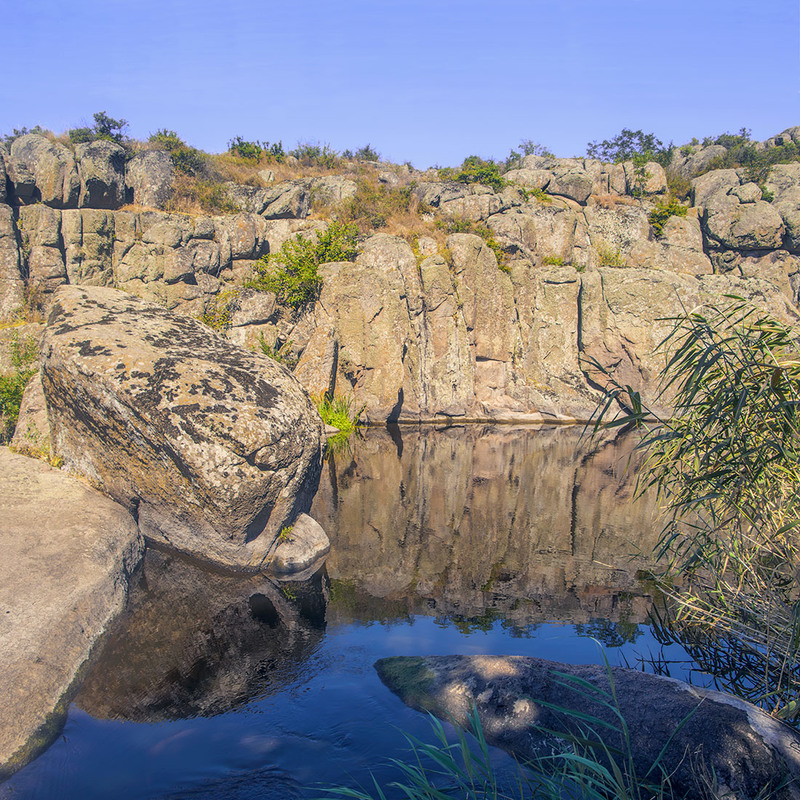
248;221;359;307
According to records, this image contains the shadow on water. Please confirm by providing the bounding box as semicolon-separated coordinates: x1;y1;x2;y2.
75;550;328;722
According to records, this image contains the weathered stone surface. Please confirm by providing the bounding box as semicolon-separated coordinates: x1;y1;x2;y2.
10;371;51;459
693;168;740;209
7;134;80;208
19;204;67;294
0;205;24;318
62;209;115;286
41;285;325;571
675;144;727;177
293;324;338;398
271;512;331;575
75;140;126;209
126;149;174;208
705;199;785;250
0;447;143;777
261;181;311;219
308;175;358;206
0;144;8;205
377;655;800;800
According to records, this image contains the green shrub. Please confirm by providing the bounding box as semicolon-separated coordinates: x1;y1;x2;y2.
315;393;363;434
666;170;692;202
289;141;341;168
228;136;285;162
586;128;673;168
590;300;800;721
542;255;564;266
648;198;688;237
596;242;627;267
248;222;359;307
148;129;206;176
0;333;38;443
342;144;380;162
198;289;240;331
255;333;296;368
335;178;417;233
440;156;506;192
68;111;128;146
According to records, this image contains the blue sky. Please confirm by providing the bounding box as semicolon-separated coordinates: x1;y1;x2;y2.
2;0;798;167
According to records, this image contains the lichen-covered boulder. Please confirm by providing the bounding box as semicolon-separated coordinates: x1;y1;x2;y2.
7;134;79;208
41;285;326;571
75;140;127;209
377;655;800;800
126;149;174;208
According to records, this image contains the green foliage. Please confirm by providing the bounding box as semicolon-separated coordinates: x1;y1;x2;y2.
666;170;692;202
336;178;417;233
440;156;506;192
228;136;285;162
148;129;185;151
289;141;341;168
0;333;38;443
315;393;364;435
198;289;240;331
542;255;564;266
255;333;296;367
587;128;673;168
648;198;688;237
693;128;799;184
248;222;359;307
526;187;552;203
343;144;380;162
278;525;293;542
149;129;206;176
591;300;800;721
596;242;627;267
503;139;554;170
68;111;128;145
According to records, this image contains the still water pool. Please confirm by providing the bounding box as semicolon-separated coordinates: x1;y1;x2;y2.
2;426;709;799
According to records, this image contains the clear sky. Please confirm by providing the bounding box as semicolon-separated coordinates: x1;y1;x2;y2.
2;0;798;168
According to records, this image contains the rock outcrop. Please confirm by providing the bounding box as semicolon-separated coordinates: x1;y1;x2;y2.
0;447;144;778
41;285;326;571
2;127;800;422
377;654;800;800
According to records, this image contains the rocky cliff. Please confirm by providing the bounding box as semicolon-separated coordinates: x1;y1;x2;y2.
2;129;800;422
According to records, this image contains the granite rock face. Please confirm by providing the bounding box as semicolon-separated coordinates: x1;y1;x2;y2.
7;134;80;208
41;285;326;571
0;447;143;778
377;654;800;800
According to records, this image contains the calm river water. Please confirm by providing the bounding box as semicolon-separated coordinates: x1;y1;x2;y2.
1;426;707;799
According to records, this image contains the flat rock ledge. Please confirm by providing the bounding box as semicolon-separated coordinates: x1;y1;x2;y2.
0;448;144;778
376;654;800;800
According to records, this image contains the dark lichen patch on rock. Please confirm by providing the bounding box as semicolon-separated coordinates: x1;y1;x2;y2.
40;285;326;571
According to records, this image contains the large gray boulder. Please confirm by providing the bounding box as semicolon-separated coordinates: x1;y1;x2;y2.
0;447;144;777
75;139;127;209
126;149;174;208
41;285;326;571
7;134;80;208
377;654;800;800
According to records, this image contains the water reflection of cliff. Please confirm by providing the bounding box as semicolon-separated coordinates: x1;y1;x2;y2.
311;425;661;628
75;549;327;722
